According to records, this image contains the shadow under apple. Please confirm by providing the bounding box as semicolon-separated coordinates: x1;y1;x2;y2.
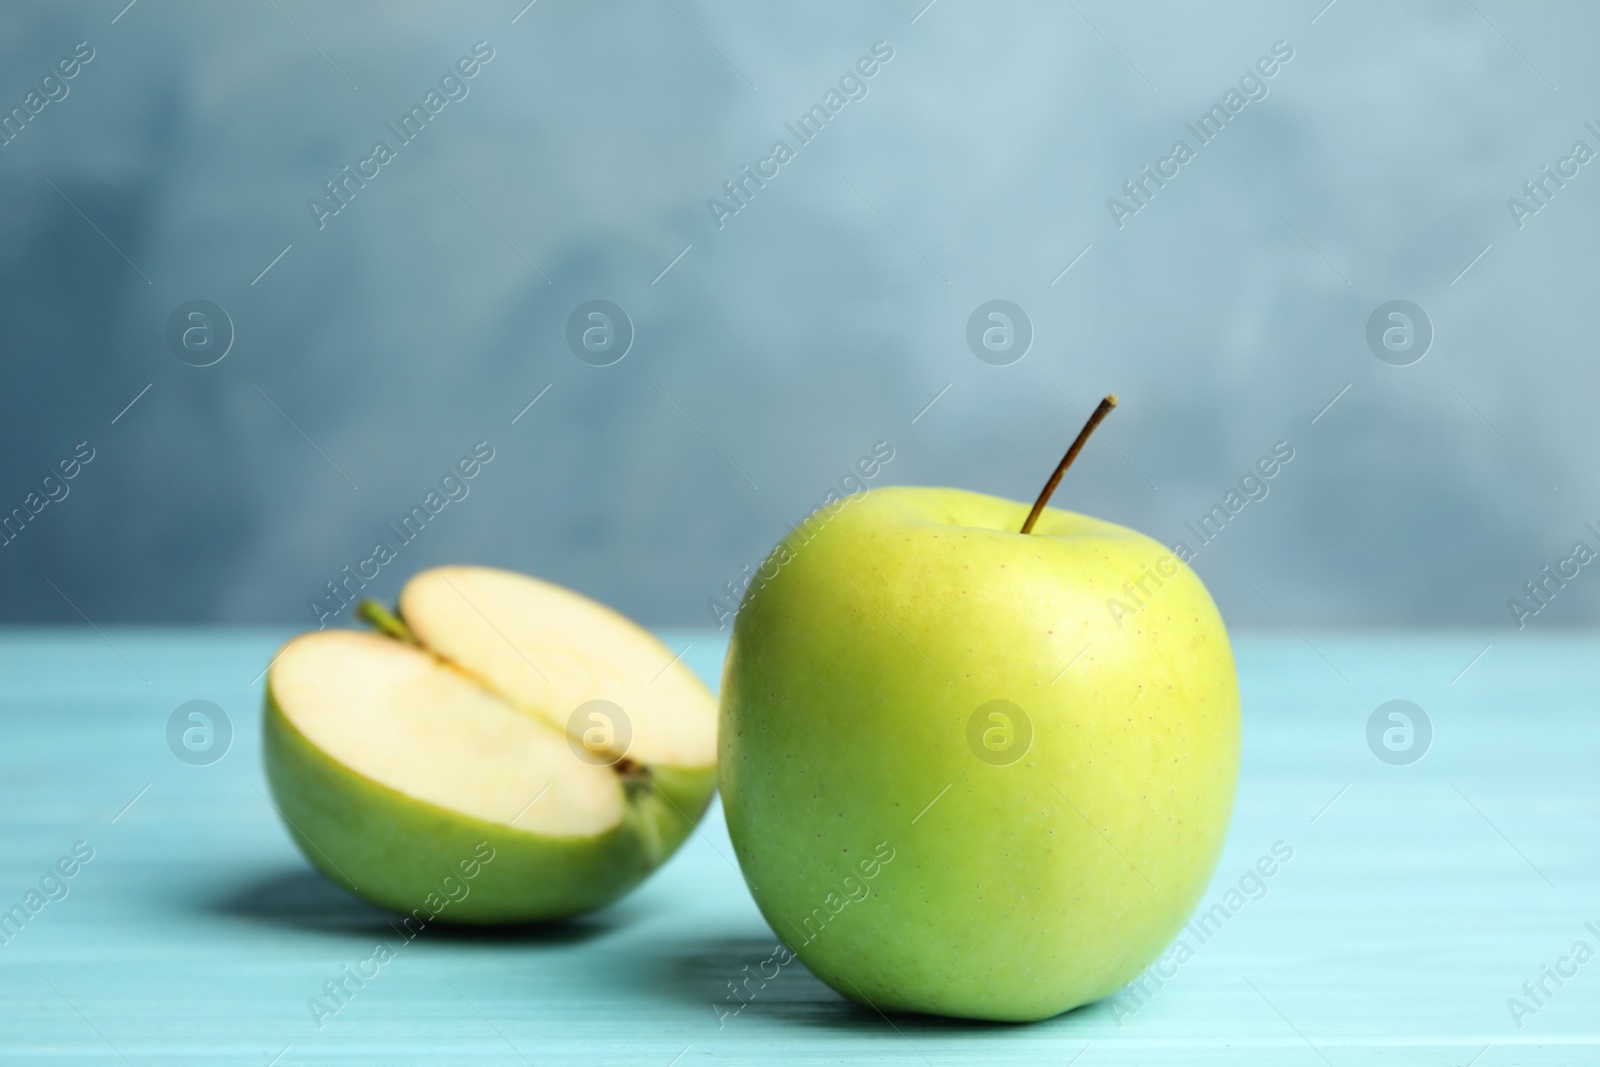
202;865;630;945
635;935;1058;1034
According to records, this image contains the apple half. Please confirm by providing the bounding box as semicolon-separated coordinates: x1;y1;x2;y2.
263;565;717;923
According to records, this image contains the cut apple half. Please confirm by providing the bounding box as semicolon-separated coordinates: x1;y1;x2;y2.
263;566;717;924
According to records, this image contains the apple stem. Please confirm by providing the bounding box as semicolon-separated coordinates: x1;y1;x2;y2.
355;599;419;644
1020;394;1118;534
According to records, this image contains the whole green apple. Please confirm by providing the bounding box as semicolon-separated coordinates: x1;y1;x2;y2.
264;566;717;923
719;484;1239;1021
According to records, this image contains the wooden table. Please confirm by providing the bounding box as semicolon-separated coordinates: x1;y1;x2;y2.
0;628;1591;1065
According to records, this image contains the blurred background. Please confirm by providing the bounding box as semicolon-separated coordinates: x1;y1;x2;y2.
1;0;1594;632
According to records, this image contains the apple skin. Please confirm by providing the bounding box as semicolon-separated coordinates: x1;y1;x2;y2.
263;691;717;924
719;486;1239;1021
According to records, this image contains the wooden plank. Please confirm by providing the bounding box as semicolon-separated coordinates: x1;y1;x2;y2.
0;628;1592;1064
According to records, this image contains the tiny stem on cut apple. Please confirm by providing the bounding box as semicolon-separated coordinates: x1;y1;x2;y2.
1020;393;1118;535
355;599;420;644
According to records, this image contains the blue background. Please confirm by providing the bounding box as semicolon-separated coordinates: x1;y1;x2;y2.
1;0;1595;632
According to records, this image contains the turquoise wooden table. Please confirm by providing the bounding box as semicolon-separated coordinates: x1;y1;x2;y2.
1;627;1594;1065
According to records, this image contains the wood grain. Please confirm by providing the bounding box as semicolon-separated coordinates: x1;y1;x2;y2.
0;628;1592;1065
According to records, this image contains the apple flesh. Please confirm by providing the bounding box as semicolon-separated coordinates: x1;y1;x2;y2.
264;566;717;923
719;486;1239;1021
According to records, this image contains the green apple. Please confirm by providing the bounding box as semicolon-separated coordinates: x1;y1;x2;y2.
719;485;1239;1021
264;565;717;923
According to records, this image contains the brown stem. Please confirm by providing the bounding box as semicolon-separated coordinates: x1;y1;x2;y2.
1020;394;1118;534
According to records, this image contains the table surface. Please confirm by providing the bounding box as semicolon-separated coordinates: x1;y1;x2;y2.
0;626;1594;1066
